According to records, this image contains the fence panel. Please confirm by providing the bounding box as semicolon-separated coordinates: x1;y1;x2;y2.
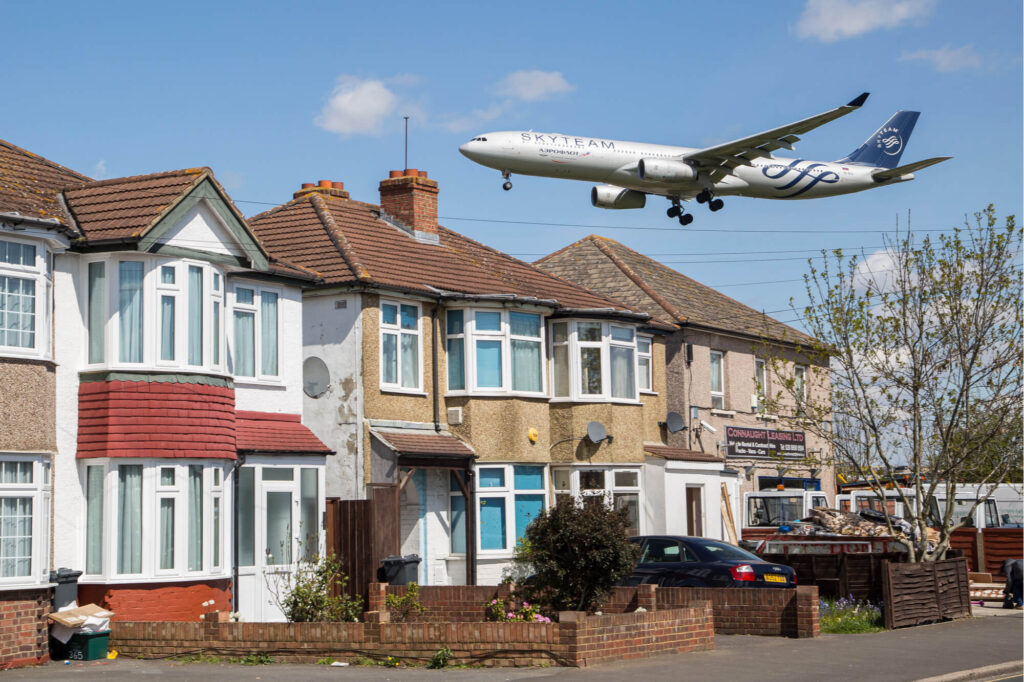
982;528;1024;580
883;558;970;629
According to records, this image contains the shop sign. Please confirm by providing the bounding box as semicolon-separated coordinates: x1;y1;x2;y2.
725;426;806;459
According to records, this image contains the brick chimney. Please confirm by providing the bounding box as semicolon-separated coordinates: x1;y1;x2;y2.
293;179;350;200
379;169;439;244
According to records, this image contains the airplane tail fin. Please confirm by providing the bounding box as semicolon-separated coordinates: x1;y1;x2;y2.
837;110;920;169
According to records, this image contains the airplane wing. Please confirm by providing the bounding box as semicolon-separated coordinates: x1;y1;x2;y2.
872;156;952;181
684;92;870;182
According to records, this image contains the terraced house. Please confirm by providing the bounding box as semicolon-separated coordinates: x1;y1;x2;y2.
248;171;688;586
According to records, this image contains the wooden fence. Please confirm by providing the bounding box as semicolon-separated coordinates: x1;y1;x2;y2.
882;558;970;629
761;552;903;602
325;484;399;605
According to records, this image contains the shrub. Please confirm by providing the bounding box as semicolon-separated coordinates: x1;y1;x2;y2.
486;595;551;623
427;646;453;669
513;500;639;613
819;596;884;633
270;553;363;622
385;582;427;622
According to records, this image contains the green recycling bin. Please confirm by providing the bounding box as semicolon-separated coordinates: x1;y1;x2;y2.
54;630;110;661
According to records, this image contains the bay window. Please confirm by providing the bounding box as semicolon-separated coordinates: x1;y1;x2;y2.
231;283;279;380
0;238;52;358
549;320;640;402
710;350;725;409
380;300;420;391
445;308;545;395
455;464;546;554
551;466;641;535
0;456;50;585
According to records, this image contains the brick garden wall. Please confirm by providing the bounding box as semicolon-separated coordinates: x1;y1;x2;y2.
78;579;231;622
0;587;52;670
375;584;513;622
657;585;819;638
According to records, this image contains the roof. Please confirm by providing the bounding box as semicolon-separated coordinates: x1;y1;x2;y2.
643;445;725;463
371;429;476;458
0;139;91;221
248;192;663;322
236;411;333;454
535;235;813;344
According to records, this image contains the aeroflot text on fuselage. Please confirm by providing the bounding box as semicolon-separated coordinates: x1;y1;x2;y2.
459;92;950;226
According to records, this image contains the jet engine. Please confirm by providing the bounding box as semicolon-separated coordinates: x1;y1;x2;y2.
590;185;647;210
637;158;698;183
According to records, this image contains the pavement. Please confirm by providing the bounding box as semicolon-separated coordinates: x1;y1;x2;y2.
6;609;1021;682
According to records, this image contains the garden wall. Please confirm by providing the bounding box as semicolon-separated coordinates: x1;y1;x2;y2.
110;602;714;668
0;587;52;670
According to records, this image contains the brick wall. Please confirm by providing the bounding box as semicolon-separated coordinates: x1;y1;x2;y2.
656;585;819;638
376;583;513;622
110;604;714;668
77;580;231;622
0;587;52;670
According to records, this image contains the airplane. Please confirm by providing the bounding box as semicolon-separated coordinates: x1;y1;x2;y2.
458;93;951;225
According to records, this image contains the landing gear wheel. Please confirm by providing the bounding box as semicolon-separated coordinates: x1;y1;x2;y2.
696;190;711;204
667;205;682;218
502;181;513;191
679;213;694;226
709;198;724;212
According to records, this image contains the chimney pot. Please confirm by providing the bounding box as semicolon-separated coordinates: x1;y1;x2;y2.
301;183;314;189
404;168;418;177
389;170;403;178
379;169;439;239
332;181;345;190
318;180;332;188
418;171;428;178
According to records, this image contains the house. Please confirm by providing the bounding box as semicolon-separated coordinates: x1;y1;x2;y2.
248;171;683;585
0;139;333;627
536;235;835;538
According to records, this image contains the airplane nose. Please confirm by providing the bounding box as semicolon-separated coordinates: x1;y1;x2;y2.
458;143;470;157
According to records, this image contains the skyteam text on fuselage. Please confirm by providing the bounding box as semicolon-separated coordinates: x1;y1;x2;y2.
458;93;951;226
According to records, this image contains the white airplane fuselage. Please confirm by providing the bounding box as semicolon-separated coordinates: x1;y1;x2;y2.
459;131;912;203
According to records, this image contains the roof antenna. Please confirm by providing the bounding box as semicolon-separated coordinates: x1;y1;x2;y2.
403;116;410;170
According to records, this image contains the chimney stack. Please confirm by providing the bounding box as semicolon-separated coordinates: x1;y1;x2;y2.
379;169;439;243
293;180;350;200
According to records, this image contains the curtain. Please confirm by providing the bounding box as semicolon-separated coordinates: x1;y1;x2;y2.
159;498;174;570
188;266;203;365
0;497;32;577
400;332;418;388
300;469;318;561
188;466;203;571
0;276;35;349
233;311;255;376
610;346;636;399
88;262;105;363
212;301;220;365
446;338;465;390
160;295;175;361
381;333;397;384
553;344;569;397
212;497;221;568
118;262;143;362
475;339;502;388
511;339;541;391
580;347;602;394
260;291;278;375
117;465;142;574
85;466;104;574
238;468;254;567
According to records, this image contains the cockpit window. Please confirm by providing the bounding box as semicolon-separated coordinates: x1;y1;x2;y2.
470;137;487;142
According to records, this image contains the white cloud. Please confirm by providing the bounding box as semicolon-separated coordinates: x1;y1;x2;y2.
852;248;904;293
92;159;107;180
315;76;400;136
795;0;934;43
899;44;982;72
496;70;574;102
441;105;505;133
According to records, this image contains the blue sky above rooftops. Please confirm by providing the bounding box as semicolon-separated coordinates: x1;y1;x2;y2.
1;0;1020;329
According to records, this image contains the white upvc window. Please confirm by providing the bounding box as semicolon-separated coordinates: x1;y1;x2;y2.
794;365;807;416
380;300;421;391
549;320;639;402
472;464;547;555
445;308;545;396
0;238;51;359
551;466;641;536
710;350;725;410
754;357;767;412
637;335;653;393
0;455;51;587
81;460;231;582
231;282;279;381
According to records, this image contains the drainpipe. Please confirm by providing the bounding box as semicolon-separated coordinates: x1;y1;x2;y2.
231;452;247;614
432;298;442;432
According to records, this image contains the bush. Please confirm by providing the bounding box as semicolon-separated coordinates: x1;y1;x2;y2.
513;501;639;613
819;596;884;633
270;553;363;622
385;582;427;622
486;595;551;623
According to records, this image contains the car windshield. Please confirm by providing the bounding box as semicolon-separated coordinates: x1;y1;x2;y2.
692;540;762;562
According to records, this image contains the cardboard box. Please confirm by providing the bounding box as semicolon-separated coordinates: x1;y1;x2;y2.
48;603;115;628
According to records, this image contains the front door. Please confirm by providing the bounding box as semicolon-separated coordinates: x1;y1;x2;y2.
686;486;704;536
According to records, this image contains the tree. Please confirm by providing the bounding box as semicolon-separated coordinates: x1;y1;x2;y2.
763;206;1021;562
513;501;639;613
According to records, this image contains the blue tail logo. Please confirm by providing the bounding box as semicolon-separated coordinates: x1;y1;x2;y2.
837;110;919;169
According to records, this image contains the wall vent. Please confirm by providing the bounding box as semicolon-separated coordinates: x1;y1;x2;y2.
447;407;463;425
335;299;347;309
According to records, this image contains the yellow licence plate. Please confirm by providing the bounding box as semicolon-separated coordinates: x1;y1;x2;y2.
764;574;787;583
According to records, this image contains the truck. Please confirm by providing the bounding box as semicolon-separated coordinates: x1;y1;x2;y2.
742;489;830;541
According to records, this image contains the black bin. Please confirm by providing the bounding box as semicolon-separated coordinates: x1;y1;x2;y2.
50;568;83;609
377;554;421;585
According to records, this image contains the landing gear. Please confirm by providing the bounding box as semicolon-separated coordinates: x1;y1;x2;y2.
697;189;725;212
696;190;711;204
667;205;682;218
709;198;724;212
667;200;694;225
501;170;512;191
679;213;694;226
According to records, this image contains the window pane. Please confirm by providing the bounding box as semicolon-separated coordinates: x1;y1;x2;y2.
615;471;639;487
85;466;104;574
447;338;465;390
478;468;505;488
514;494;544;543
266;491;293;565
87;262;105;363
580;470;604;490
400;304;417;330
0;497;32;577
260;291;278;375
610;326;634;342
580;347;602;394
638;337;651;354
300;469;318;562
446;309;464;335
510;312;540;337
511;339;541;392
117;465;142;574
233;311;255;377
578;322;601;342
238;467;254;567
236;287;254;305
475;339;502;388
160;467;175;486
0;240;35;266
188;466;203;571
0;461;31;484
213;273;220;292
0;276;36;348
188;266;203;366
553;344;569;397
262;467;294;481
160;295;175;361
639;357;651;391
381;303;397;326
450;495;466;553
551;321;567;344
514;466;544;490
611;345;636;399
381;333;397;384
710;352;723;393
159;498;175;570
479;497;506;550
161;265;175;285
400;333;418;388
614;493;639;535
118;263;143;362
552;469;571;491
212;301;220;365
475;311;501;331
212;497;221;568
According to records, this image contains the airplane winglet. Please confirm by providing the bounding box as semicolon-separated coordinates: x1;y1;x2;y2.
847;92;870;108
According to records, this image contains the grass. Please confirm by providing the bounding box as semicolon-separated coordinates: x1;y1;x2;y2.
819;596;885;633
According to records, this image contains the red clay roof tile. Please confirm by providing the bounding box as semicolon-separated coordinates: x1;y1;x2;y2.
371;430;475;457
0;139;91;221
236;411;332;454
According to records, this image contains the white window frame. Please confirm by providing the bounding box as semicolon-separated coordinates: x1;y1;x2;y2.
79;460;231;583
0;454;51;587
794;365;807;416
230;281;281;382
470;464;548;557
444;307;547;397
710;350;725;410
0;237;51;359
548;320;641;403
637;335;653;393
379;299;423;393
550;465;642;535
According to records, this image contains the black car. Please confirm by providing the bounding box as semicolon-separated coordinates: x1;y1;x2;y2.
623;535;796;588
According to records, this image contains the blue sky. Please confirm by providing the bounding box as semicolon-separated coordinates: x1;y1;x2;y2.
2;0;1020;329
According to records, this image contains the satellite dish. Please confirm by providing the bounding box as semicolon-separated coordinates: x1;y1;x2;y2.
302;356;331;398
665;411;685;434
586;421;608;444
